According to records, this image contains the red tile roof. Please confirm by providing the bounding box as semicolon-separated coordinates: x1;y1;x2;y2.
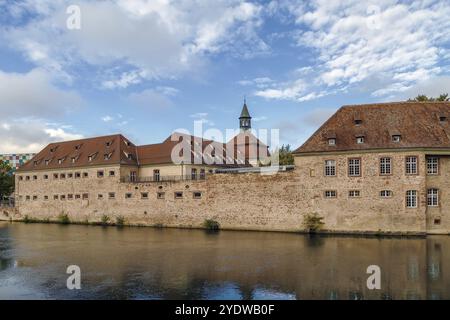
294;102;450;154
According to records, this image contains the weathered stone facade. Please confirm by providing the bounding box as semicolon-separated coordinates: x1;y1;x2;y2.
11;148;450;234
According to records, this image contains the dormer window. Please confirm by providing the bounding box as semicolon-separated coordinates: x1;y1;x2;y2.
127;153;133;160
104;153;112;160
440;116;447;122
71;157;77;163
58;157;65;164
354;119;362;125
45;159;50;166
356;136;365;144
75;144;82;150
88;153;97;162
124;140;131;147
328;138;336;146
33;161;38;166
392;135;401;143
106;141;111;147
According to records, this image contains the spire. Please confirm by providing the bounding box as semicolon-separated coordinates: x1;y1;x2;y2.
239;99;251;130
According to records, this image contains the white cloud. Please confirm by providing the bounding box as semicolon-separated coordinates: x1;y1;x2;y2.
0;119;83;153
258;0;450;102
238;77;274;88
0;68;83;119
102;116;114;122
252;116;268;122
3;0;267;87
128;88;174;109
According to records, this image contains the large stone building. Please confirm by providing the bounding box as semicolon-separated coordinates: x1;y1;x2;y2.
6;101;450;235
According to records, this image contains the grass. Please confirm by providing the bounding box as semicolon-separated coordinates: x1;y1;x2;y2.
115;215;125;227
101;214;110;226
58;213;70;225
203;219;220;231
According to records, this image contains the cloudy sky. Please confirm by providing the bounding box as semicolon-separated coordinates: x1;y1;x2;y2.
1;0;450;153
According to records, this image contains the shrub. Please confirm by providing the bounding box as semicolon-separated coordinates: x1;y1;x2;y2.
58;213;70;224
23;215;31;223
302;212;324;233
101;214;110;226
203;219;220;231
115;215;125;227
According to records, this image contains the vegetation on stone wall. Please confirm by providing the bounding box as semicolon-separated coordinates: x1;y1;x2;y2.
58;213;70;224
101;214;110;226
203;219;220;231
115;215;125;227
0;161;14;201
302;213;325;233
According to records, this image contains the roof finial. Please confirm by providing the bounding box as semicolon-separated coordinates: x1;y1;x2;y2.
244;95;246;105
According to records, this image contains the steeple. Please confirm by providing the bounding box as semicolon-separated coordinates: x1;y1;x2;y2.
239;99;252;130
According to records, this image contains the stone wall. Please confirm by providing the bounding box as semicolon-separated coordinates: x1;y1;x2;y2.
13;150;450;234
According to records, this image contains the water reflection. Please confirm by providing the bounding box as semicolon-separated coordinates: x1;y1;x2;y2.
0;222;449;300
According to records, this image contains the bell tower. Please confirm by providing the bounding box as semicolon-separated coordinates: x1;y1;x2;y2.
239;99;252;131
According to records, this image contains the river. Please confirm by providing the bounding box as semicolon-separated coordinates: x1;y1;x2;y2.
0;222;448;299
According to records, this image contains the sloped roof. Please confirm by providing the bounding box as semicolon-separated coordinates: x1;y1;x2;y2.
18;134;138;171
239;103;251;119
294;102;450;154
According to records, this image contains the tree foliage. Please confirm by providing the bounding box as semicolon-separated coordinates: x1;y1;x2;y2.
408;93;449;102
0;161;14;200
276;144;295;165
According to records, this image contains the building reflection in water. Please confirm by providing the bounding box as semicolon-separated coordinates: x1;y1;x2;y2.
0;222;449;300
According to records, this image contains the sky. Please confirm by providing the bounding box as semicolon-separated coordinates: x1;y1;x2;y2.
1;0;450;153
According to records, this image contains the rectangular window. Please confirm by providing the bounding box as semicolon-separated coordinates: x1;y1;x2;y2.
26;196;30;201
324;190;337;198
75;172;81;178
324;160;336;176
392;135;401;142
427;189;439;207
191;168;197;180
348;190;361;198
60;195;66;201
406;190;417;208
83;172;88;178
348;158;361;177
380;157;392;175
174;192;183;199
125;193;132;199
157;192;165;199
68;173;73;178
193;191;202;199
33;175;38;180
75;194;81;199
97;170;104;178
68;194;73;200
82;193;89;200
25;176;30;181
380;190;393;198
98;194;103;200
53;173;58;179
356;136;364;144
19;176;23;181
108;192;115;199
153;169;160;182
141;192;149;199
406;156;418;175
60;173;66;179
130;171;137;182
53;195;58;200
109;170;115;177
32;195;38;201
427;157;439;175
200;169;206;180
44;196;49;201
328;138;336;145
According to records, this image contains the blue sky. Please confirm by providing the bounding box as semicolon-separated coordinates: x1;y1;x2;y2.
1;0;450;153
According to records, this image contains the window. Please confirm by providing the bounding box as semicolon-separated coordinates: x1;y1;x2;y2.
127;153;133;160
58;158;64;164
108;192;115;199
125;193;132;199
324;190;337;198
82;193;89;200
106;141;111;147
380;157;392;175
75;172;81;178
98;194;103;200
75;194;81;199
54;195;59;200
45;159;50;166
200;169;206;180
26;176;30;181
60;195;66;201
434;218;441;225
175;192;183;199
191;168;197;180
324;160;336;176
53;173;58;179
406;156;418;175
68;194;73;200
427;157;438;175
32;195;38;201
71;157;77;163
354;119;362;125
328;138;336;145
356;136;365;144
348;190;360;198
109;170;115;177
193;191;202;199
141;192;149;199
153;169;160;182
348;158;361;176
26;196;30;201
104;153;111;160
33;175;38;180
19;176;23;181
60;173;66;179
97;170;104;178
380;190;393;198
406;190;417;208
83;172;88;178
68;173;73;178
44;196;48;200
157;192;165;199
130;171;137;182
43;175;48;180
427;189;439;207
440;116;447;122
392;135;401;142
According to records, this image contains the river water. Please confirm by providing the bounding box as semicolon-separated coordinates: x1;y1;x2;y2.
0;222;448;300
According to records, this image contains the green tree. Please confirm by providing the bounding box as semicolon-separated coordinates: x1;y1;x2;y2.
0;161;14;201
278;144;294;165
408;93;449;102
